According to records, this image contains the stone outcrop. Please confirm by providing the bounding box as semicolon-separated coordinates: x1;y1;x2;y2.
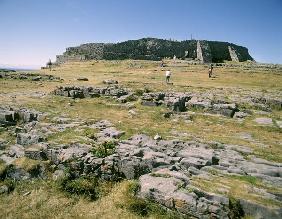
0;71;61;81
0;106;40;126
56;38;254;63
52;85;136;103
197;40;212;63
0;103;281;218
228;46;240;62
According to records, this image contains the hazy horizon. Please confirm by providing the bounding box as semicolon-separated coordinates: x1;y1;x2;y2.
1;0;281;66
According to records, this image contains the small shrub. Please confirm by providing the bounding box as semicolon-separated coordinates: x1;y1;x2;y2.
91;141;117;158
57;175;99;200
135;89;144;96
83;128;97;140
0;179;16;194
229;196;245;219
127;180;140;196
0;161;8;179
127;198;150;216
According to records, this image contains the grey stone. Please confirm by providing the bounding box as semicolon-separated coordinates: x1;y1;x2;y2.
118;157;149;179
211;103;238;117
58;144;91;163
0;154;15;165
103;79;118;85
172;192;197;215
25;144;48;160
0;110;16;126
16;133;44;146
97;127;125;139
31;76;42;81
7;144;25;158
180;157;211;169
234;111;250;119
139;173;183;204
254;117;273;125
52;169;66;181
240;199;282;219
0;185;9;194
153;134;162;141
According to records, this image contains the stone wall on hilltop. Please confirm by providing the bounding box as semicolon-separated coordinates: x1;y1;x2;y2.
56;38;254;63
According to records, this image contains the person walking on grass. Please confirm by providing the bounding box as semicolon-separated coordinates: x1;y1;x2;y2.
165;69;171;83
208;64;213;78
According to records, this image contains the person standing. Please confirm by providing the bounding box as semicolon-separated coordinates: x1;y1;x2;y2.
165;70;171;83
208;64;213;78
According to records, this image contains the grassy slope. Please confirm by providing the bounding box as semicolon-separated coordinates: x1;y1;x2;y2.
0;60;281;218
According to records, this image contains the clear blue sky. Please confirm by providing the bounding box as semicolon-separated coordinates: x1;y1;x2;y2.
0;0;281;68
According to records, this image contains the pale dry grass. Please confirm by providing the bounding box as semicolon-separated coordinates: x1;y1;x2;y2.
40;60;282;91
0;180;140;219
0;60;281;218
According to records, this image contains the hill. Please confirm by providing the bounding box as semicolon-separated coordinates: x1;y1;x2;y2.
56;38;254;63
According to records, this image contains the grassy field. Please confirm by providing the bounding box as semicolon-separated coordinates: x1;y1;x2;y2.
0;60;281;218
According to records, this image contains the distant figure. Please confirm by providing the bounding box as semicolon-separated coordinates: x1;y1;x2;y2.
165;70;171;83
173;55;176;63
47;59;52;71
160;60;165;67
208;64;213;78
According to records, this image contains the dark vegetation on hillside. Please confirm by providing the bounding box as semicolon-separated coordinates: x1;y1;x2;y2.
63;38;253;62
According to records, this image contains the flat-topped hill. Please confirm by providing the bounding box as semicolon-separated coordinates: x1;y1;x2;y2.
56;38;254;64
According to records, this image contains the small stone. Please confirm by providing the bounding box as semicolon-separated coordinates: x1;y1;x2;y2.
77;77;89;81
154;134;162;141
103;79;118;84
52;169;66;181
23;191;31;196
0;185;9;194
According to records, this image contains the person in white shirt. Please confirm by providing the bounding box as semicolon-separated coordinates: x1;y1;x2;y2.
165;70;171;83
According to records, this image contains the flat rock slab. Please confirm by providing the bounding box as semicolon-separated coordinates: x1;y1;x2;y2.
254;117;273;126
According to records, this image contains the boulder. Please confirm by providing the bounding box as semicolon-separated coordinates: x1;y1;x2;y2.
0;110;16;126
234;111;250;119
31;76;42;81
97;127;125;139
24;144;48;160
58;144;90;163
7;144;25;158
16;133;44;146
211;103;238;117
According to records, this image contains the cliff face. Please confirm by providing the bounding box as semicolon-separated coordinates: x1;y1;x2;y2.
56;38;253;63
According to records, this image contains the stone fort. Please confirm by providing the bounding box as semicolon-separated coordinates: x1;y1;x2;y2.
56;38;253;64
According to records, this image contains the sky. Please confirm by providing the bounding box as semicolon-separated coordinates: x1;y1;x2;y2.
0;0;281;68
